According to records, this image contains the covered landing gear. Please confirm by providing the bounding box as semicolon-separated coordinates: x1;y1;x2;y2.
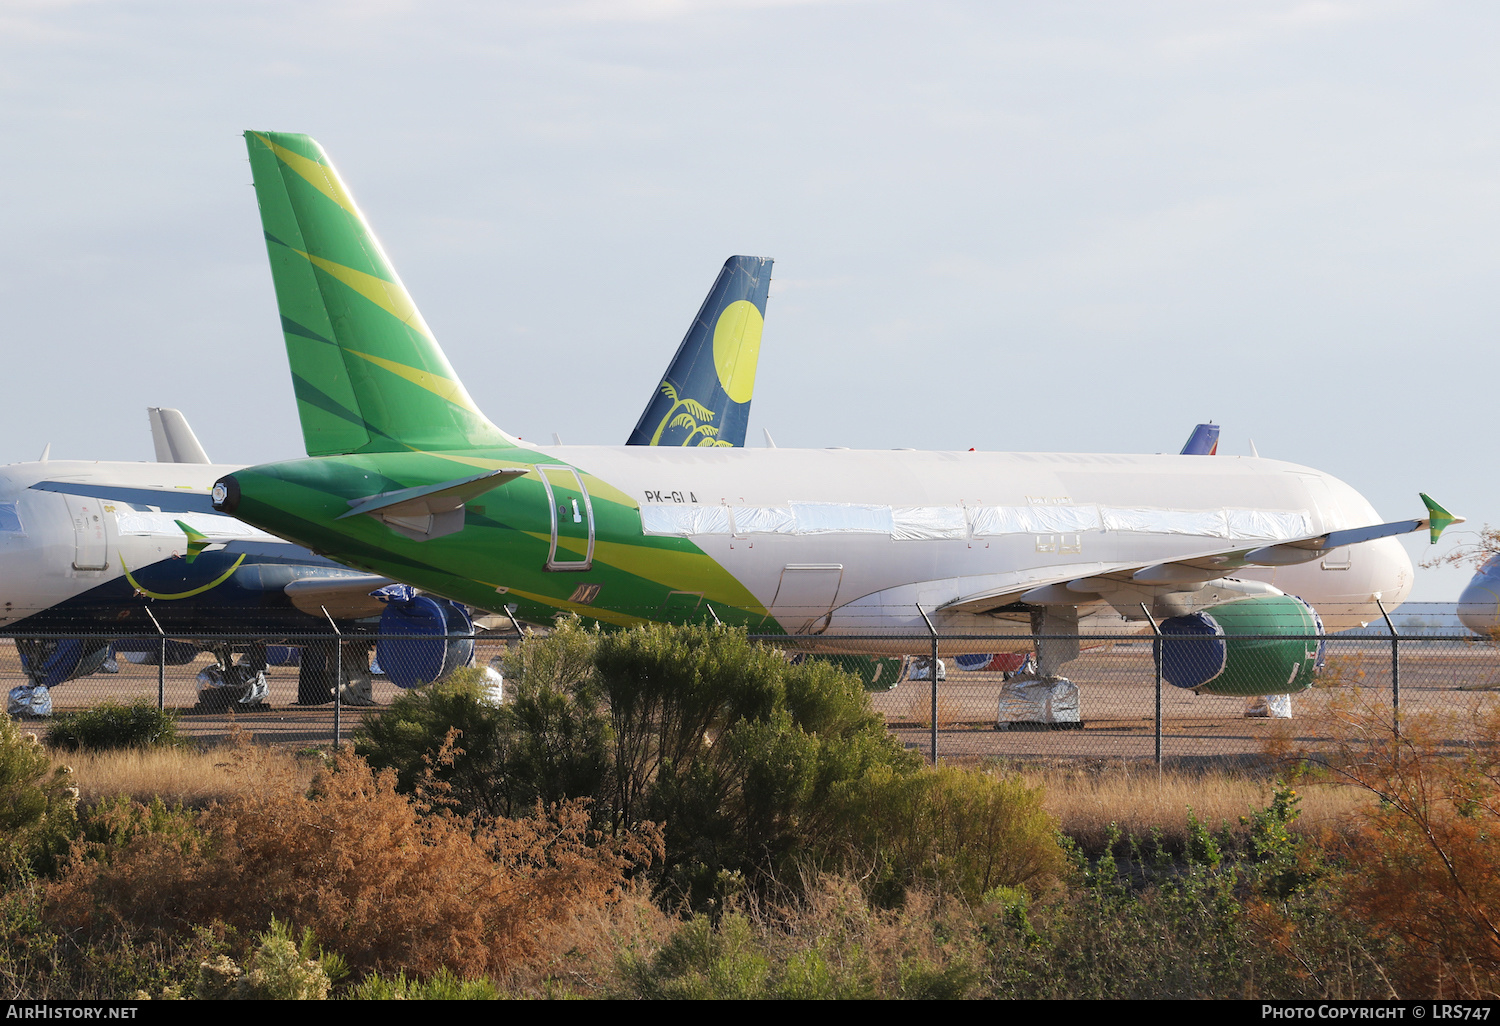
994;607;1083;730
7;637;113;718
294;639;375;707
195;642;271;712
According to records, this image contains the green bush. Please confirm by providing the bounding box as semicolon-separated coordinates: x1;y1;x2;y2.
829;763;1066;905
356;620;611;819
192;918;346;1000
0;713;77;880
494;618;612;815
355;669;511;815
43;699;184;752
595;622;916;904
346;968;504;1000
360;621;1064;915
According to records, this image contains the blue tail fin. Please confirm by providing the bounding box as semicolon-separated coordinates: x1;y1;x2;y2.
627;256;772;447
1180;423;1220;456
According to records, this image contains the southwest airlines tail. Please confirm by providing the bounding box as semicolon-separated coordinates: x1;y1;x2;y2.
627;256;772;447
245;132;513;457
1180;423;1220;456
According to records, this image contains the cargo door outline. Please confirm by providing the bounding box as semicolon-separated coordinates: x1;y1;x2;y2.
770;564;843;634
538;465;595;571
65;495;109;571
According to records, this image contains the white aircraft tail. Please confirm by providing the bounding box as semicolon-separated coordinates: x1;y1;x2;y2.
148;408;211;464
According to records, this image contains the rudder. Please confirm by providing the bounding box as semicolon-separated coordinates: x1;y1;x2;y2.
245;132;513;456
627;255;772;447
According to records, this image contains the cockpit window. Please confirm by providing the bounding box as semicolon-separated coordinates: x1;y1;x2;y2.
0;502;22;533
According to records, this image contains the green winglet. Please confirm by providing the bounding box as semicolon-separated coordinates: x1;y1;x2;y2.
1420;493;1463;545
175;519;210;563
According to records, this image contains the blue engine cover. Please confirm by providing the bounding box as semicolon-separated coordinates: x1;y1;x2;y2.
18;638;114;687
1156;612;1228;690
111;639;200;665
376;595;474;689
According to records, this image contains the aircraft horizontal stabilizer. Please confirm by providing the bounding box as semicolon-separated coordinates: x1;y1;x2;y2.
30;480;217;515
339;468;527;541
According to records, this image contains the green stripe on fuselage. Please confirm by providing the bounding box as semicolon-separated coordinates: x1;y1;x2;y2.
227;448;779;631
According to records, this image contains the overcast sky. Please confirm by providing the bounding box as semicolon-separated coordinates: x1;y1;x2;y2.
0;0;1493;601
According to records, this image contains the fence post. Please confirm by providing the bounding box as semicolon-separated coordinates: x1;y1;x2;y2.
142;607;166;712
1376;597;1399;752
322;607;343;748
917;604;938;764
1141;604;1163;773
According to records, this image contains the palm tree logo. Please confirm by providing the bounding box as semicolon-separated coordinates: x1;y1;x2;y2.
648;380;735;446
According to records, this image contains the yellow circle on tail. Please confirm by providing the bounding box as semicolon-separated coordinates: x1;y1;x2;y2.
712;300;764;404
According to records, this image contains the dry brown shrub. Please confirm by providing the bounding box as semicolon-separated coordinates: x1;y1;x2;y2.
46;745;664;987
1298;688;1500;997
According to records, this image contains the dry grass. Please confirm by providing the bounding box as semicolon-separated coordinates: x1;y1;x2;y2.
45;743;665;990
1018;763;1369;853
50;729;321;810
46;724;1372;856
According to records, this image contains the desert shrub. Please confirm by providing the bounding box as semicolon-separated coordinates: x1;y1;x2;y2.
967;820;1259;999
494;619;612;815
364;620;918;906
615;875;985;999
190;918;346;1000
1302;693;1500;997
356;621;611;820
0;714;78;881
354;669;511;815
595;622;916;904
44;700;184;753
44;747;662;985
969;790;1408;1000
828;764;1067;905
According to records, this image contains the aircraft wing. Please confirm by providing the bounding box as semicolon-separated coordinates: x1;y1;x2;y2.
942;493;1462;615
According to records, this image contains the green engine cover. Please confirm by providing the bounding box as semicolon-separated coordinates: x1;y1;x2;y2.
1159;595;1323;696
814;654;909;692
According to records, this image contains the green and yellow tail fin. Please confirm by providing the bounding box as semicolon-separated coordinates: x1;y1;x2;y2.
245;132;514;456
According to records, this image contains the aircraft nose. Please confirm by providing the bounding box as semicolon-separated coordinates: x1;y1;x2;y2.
1368;536;1414;611
1459;562;1500;635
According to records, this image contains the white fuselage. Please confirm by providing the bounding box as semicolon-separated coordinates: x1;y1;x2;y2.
0;460;296;628
533;445;1412;647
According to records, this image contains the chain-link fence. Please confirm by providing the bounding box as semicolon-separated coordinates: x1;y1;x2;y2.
5;627;1497;763
847;633;1500;764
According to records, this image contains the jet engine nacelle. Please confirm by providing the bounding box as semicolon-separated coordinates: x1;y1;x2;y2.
953;652;1030;674
1157;595;1324;696
801;653;908;691
374;590;475;689
112;639;201;666
16;638;113;688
